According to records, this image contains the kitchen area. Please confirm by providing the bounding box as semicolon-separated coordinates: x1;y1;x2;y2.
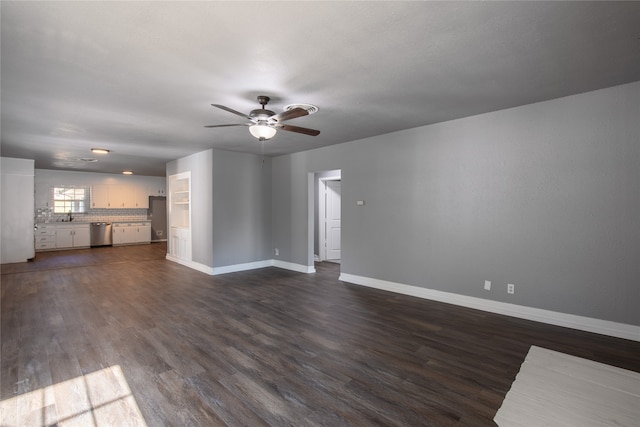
32;168;166;253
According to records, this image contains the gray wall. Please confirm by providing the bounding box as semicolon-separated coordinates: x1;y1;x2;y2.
212;149;272;267
167;148;272;268
271;81;640;325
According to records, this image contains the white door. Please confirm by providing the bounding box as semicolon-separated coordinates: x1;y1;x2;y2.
325;180;341;260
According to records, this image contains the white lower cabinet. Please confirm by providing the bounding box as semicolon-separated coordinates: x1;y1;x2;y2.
113;222;151;245
56;224;90;249
74;226;91;247
36;222;152;251
138;224;151;243
36;222;150;251
35;224;57;251
169;226;190;261
112;224;129;245
36;223;90;251
56;226;74;248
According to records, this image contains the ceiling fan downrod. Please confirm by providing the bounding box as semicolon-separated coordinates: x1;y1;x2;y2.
257;95;270;108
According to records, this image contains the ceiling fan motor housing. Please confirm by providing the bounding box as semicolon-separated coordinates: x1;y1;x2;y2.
250;109;275;121
252;96;275;122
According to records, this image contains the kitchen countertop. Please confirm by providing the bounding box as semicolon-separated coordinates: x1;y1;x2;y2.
37;220;151;225
37;221;90;225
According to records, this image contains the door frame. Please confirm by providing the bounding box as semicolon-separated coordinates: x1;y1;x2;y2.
318;175;341;262
307;170;341;270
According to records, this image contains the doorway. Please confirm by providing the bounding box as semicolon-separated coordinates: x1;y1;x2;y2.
314;170;341;263
323;180;341;262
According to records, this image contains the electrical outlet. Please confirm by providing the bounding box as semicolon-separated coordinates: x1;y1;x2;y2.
484;280;491;291
274;248;279;256
507;283;515;294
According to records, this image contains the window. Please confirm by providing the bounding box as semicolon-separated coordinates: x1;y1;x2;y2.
52;186;88;214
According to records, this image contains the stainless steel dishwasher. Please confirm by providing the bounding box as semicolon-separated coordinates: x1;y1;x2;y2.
90;222;113;247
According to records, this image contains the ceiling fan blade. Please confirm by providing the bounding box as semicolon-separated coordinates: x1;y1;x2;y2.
270;107;309;122
204;123;249;128
211;104;252;120
278;123;320;136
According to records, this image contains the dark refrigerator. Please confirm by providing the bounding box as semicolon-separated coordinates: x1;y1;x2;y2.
148;196;167;242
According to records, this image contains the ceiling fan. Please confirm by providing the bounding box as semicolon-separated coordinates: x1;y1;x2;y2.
205;95;320;141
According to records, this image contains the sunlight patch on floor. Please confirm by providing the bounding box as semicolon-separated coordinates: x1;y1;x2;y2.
0;365;147;426
495;346;640;427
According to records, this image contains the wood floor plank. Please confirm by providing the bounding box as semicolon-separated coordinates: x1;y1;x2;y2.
2;242;639;426
186;370;272;427
156;369;226;426
217;370;317;426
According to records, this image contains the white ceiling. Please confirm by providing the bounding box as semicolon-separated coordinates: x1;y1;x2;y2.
2;1;639;177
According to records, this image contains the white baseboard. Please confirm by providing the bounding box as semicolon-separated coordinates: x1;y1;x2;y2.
339;273;640;342
273;260;316;274
166;255;315;275
211;260;273;275
165;255;214;275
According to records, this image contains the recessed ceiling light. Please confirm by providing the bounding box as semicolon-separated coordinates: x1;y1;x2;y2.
80;158;98;163
91;148;110;154
122;171;134;175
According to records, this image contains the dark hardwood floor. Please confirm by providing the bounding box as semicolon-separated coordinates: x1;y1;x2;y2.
2;243;639;426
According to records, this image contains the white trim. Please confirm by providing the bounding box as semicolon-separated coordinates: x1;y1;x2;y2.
166;254;214;275
318;178;327;261
273;260;316;274
339;273;640;342
211;260;273;275
166;255;316;275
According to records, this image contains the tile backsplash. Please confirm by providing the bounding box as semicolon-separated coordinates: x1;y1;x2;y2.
36;207;149;223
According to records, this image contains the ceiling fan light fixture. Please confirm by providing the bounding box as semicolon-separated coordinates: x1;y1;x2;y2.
249;124;277;141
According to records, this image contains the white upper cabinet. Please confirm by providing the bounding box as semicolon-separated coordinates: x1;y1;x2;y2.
109;185;126;208
133;185;149;208
92;184;111;208
92;184;149;209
